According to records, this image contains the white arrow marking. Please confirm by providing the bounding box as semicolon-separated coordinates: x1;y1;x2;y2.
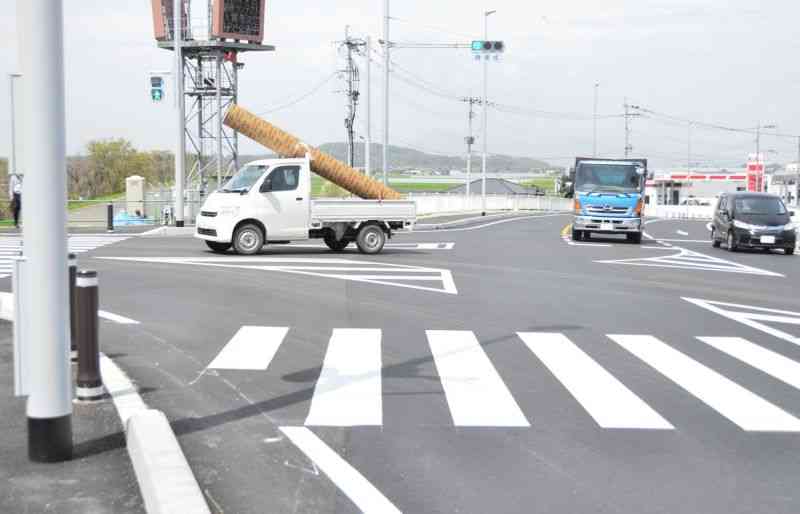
683;298;800;346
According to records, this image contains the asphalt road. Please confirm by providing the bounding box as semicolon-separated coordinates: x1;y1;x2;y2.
15;214;800;514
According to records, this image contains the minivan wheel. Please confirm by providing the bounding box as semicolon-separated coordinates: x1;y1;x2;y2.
727;231;737;252
711;228;721;248
787;247;795;256
233;224;264;255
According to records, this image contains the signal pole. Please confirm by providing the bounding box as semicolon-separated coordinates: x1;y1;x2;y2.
18;0;73;462
173;0;185;227
365;36;372;177
482;10;497;216
623;99;640;158
382;0;390;185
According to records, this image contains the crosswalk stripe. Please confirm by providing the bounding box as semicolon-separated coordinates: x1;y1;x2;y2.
207;326;288;370
305;329;383;427
519;333;673;429
609;335;800;432
698;337;800;392
427;330;529;427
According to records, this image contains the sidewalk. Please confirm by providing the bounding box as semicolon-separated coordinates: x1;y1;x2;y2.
0;321;144;513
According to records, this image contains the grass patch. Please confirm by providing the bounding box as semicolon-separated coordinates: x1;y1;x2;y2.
522;178;556;193
67;192;125;211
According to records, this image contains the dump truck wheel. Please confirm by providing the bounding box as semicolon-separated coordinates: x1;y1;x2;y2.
205;241;232;253
324;234;350;252
233;224;264;255
356;225;386;254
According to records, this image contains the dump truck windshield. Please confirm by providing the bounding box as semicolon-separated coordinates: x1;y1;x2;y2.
576;163;643;193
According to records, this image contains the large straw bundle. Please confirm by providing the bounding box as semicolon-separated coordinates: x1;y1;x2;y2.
224;105;402;200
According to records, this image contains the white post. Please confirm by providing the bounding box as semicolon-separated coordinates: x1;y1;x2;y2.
8;73;22;175
365;36;371;177
592;82;599;157
18;0;72;462
216;52;223;189
481;12;493;216
382;0;390;185
174;0;185;227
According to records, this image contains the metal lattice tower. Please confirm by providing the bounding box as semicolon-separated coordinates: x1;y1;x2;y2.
152;1;273;194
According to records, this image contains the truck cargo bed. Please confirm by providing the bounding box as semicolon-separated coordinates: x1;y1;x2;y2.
310;198;416;223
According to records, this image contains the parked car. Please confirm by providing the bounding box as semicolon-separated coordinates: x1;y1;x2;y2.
710;192;796;254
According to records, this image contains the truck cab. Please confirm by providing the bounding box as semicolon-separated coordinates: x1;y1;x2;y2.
571;158;647;244
195;156;417;255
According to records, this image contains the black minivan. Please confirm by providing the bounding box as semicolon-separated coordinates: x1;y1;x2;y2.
711;192;796;254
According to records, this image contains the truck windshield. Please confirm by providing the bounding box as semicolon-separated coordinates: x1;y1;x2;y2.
576;164;643;193
222;165;267;193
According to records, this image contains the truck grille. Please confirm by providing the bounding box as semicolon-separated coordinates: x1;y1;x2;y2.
586;206;629;214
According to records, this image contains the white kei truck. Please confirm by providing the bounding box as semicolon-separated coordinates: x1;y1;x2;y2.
194;157;417;255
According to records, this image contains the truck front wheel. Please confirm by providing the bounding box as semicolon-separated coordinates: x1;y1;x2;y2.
233;224;264;255
627;232;642;244
324;233;350;252
571;227;582;241
356;225;386;254
205;241;232;253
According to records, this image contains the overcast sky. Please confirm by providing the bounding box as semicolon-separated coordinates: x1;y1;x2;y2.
2;0;800;169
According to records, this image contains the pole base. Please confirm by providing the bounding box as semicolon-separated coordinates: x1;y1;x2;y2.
481;211;487;217
28;415;72;463
175;220;185;228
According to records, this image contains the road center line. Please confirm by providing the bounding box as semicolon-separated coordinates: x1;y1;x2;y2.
280;427;401;514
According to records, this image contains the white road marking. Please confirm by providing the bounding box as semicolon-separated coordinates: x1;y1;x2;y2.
409;213;568;234
683;298;800;346
288;242;456;251
677;230;689;236
427;330;529;427
0;234;131;279
609;334;800;432
651;238;711;243
518;333;672;429
280;427;401;514
98;310;140;325
698;337;800;391
208;326;288;370
98;256;458;295
305;329;383;427
597;247;783;277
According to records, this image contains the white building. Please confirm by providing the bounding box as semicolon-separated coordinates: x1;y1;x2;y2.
645;169;748;206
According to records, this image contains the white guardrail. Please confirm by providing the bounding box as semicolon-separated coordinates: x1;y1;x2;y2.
644;205;715;220
409;194;573;216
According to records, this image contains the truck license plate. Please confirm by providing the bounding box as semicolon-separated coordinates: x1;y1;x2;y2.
760;235;776;245
601;222;614;231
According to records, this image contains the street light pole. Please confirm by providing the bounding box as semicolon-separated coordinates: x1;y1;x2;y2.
365;35;371;177
18;0;72;462
8;73;22;175
174;0;185;227
592;82;599;157
382;0;390;185
481;10;496;216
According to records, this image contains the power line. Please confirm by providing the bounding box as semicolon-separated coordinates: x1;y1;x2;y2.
254;72;337;116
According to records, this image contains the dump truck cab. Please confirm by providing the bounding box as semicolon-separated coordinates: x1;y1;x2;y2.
195;156;417;255
571;158;647;243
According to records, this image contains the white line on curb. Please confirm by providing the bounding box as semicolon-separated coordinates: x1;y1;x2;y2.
280;426;402;514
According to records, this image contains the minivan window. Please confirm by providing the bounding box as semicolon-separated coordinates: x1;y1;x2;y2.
734;197;787;215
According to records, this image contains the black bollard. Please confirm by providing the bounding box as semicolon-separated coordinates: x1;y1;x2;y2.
106;203;114;233
75;270;106;402
69;254;77;361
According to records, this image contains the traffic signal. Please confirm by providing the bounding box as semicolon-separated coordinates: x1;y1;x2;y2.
150;76;164;102
471;40;505;53
471;40;505;61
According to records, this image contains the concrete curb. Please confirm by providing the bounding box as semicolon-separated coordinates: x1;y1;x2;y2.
100;355;210;514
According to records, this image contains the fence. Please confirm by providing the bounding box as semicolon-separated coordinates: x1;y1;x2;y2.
409;193;573;216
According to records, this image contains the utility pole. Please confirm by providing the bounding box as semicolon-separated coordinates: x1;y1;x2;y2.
340;26;363;168
593;83;599;157
173;0;185;227
623;99;639;158
687;122;692;173
365;36;372;177
482;10;497;216
382;0;390;185
18;0;72;462
796;136;800;206
461;97;480;198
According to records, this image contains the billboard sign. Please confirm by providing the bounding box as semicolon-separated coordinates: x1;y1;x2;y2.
211;0;266;43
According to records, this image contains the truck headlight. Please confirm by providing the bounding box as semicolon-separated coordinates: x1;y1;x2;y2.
218;206;240;217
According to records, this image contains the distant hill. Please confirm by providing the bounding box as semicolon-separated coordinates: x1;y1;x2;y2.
239;143;552;173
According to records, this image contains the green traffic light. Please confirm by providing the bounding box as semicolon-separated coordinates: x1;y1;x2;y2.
151;89;163;102
471;40;484;51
